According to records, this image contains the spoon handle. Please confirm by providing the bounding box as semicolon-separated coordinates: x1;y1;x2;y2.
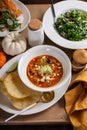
5;102;37;122
50;0;56;21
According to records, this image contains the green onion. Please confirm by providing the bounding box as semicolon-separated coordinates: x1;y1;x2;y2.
0;11;21;31
42;65;52;74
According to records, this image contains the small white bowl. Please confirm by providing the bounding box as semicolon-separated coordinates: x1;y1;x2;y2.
18;45;71;92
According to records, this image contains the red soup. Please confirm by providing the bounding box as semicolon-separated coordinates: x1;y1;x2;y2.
26;55;63;88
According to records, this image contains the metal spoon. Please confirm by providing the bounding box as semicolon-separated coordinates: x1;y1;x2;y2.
5;91;54;122
5;102;37;122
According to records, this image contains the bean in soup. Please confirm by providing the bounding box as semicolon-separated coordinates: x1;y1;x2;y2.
26;55;63;88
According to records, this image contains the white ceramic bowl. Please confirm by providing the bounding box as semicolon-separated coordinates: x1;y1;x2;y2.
18;45;71;92
43;0;87;49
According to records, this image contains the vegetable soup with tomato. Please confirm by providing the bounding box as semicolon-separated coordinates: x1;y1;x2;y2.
26;55;63;88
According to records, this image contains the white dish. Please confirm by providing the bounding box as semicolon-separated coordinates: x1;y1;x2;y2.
0;50;71;115
18;45;71;92
43;0;87;49
0;0;31;37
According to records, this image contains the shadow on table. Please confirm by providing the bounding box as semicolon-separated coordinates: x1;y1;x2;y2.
19;0;62;4
0;124;73;130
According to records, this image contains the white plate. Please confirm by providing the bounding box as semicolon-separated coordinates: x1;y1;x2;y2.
0;52;71;115
43;0;87;49
0;0;31;37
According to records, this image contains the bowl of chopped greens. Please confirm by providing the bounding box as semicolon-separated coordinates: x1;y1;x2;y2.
43;0;87;49
55;9;87;41
0;0;31;37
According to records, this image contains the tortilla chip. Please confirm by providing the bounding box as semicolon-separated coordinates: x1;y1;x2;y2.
3;71;40;99
10;93;41;110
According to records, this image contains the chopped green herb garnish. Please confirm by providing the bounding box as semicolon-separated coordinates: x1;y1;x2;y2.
0;11;21;31
55;9;87;41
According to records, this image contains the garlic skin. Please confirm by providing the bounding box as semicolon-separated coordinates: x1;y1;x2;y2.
2;32;27;56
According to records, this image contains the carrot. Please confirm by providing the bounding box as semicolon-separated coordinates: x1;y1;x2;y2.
0;51;7;68
3;0;23;17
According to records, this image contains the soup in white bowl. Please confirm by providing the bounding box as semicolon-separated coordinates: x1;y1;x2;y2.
18;45;71;92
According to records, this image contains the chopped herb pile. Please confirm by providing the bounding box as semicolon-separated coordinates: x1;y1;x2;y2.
0;11;21;31
55;9;87;41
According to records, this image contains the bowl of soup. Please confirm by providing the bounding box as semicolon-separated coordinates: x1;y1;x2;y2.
18;45;71;92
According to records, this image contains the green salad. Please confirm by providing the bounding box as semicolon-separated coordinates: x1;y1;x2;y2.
55;9;87;41
0;11;21;31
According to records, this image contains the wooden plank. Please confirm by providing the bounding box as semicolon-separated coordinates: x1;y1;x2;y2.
19;0;62;4
19;0;87;4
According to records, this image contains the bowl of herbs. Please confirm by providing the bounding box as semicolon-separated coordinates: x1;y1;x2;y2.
43;0;87;49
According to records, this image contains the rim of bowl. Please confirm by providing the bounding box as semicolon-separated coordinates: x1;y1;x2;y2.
18;45;71;92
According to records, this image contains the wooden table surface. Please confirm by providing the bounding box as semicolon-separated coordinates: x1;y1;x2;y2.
0;4;78;125
20;0;87;4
